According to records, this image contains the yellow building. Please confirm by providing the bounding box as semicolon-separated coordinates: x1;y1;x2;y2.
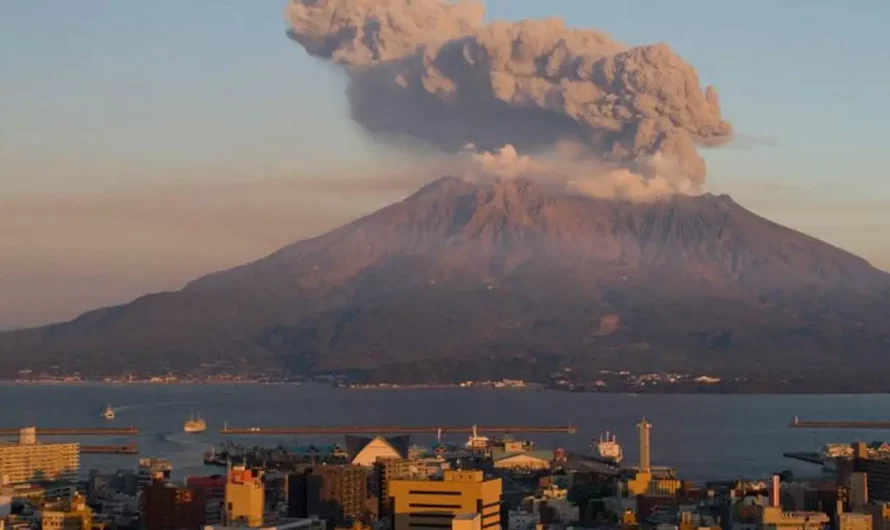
759;506;829;530
491;451;551;472
837;513;871;530
40;494;92;530
451;513;482;530
388;470;502;530
0;428;79;485
224;465;264;527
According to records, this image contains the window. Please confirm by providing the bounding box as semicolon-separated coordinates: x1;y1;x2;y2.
409;503;462;509
408;490;462;496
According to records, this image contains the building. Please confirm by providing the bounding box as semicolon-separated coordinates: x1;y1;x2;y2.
345;437;409;468
836;513;871;530
866;503;890;530
847;473;868;509
491;451;552;472
287;465;367;528
204;518;326;530
187;476;227;526
372;459;424;521
0;428;79;485
388;470;502;530
757;478;829;530
142;476;207;530
451;513;481;530
40;494;92;530
758;506;829;530
225;465;264;528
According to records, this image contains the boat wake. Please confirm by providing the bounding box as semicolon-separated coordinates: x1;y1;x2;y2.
114;400;199;413
160;431;205;447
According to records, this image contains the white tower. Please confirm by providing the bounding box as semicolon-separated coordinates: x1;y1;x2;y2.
637;418;651;473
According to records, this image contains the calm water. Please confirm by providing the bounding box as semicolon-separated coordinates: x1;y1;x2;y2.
2;383;887;482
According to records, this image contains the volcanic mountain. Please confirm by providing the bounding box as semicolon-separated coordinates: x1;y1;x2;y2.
2;176;888;388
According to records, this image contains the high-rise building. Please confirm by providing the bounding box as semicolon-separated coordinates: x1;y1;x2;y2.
186;475;227;526
142;475;207;530
287;465;368;528
40;494;92;530
0;428;79;485
848;472;868;508
225;465;264;528
372;459;422;520
387;470;502;530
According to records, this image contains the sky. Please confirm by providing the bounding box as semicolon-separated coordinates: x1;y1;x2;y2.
1;0;889;328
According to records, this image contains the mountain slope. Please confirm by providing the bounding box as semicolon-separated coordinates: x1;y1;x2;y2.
1;176;888;384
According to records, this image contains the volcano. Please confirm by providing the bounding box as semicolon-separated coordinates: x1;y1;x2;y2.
2;177;888;389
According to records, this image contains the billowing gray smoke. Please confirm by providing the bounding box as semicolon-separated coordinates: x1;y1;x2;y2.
285;0;732;186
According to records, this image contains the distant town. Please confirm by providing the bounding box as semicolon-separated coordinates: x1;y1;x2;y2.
5;370;760;394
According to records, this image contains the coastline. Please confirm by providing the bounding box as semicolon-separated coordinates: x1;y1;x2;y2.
2;378;889;395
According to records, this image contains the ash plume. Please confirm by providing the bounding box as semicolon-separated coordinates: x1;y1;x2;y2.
285;0;732;187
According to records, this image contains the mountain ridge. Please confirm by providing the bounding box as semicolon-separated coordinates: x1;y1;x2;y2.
1;176;888;387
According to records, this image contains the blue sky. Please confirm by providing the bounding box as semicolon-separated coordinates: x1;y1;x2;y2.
1;0;888;326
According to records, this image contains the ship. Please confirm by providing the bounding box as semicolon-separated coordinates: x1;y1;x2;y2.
592;431;623;463
465;424;490;451
184;413;207;434
100;404;115;420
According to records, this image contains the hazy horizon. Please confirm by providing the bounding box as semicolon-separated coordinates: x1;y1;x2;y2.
2;0;889;329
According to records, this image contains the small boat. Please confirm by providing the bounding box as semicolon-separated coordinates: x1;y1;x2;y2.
592;431;623;463
101;405;115;420
184;413;207;434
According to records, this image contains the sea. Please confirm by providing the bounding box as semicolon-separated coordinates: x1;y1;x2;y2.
2;383;888;483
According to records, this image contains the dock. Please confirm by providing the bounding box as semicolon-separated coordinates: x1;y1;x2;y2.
783;452;825;466
0;427;138;436
790;417;890;429
81;443;139;455
219;425;578;435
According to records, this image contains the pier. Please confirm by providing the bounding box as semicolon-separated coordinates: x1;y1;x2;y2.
219;424;577;435
81;443;138;455
783;452;825;465
0;427;138;436
790;417;890;429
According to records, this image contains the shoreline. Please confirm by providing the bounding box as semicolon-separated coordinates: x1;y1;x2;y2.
2;379;890;395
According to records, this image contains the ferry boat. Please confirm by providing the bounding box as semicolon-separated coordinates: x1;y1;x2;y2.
100;405;115;420
592;431;623;463
184;413;207;434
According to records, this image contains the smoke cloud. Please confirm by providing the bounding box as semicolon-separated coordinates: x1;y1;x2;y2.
462;145;695;202
285;0;732;190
